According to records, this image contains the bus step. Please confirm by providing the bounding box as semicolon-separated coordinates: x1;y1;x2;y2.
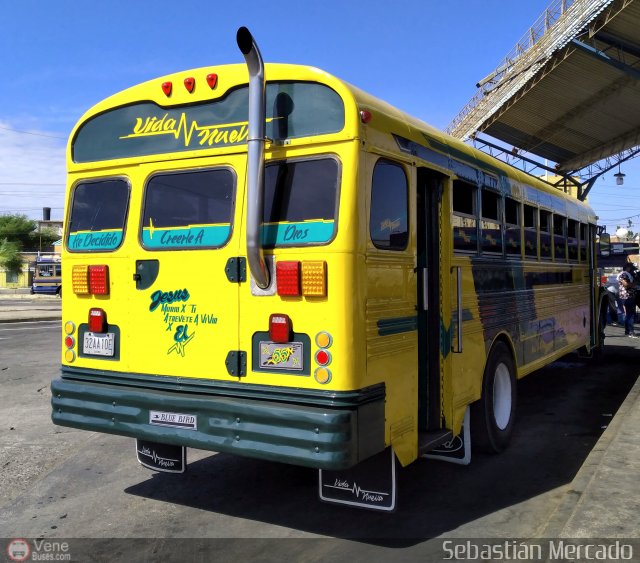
418;429;453;455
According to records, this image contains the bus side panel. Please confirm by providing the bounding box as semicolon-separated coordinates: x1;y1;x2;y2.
447;259;593;435
448;255;485;433
365;252;418;466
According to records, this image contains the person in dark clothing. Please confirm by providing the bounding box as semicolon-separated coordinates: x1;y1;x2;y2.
605;283;619;325
617;267;637;338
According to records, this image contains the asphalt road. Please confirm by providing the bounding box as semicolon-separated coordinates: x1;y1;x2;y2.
0;320;637;561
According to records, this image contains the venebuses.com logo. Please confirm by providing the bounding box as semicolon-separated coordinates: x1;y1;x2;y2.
6;538;71;561
6;539;30;562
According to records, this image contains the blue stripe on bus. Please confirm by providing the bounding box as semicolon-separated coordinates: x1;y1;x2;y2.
377;316;418;336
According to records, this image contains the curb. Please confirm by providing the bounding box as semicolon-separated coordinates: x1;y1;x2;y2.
537;374;640;538
0;316;62;324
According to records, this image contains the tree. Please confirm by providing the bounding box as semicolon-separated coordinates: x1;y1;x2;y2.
0;238;23;276
0;214;58;251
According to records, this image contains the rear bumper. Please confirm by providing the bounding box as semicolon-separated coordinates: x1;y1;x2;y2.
51;367;385;470
32;286;58;294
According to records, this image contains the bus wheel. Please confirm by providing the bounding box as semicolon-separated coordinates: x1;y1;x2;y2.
471;341;516;454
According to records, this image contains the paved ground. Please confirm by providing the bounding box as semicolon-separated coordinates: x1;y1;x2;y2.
0;294;638;560
0;292;61;323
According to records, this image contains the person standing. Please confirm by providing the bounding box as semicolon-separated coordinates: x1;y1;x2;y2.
605;282;620;326
617;268;637;338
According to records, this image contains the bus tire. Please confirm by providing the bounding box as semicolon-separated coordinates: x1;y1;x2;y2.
471;341;516;454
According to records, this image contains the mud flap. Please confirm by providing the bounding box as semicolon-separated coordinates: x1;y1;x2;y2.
136;439;186;473
422;407;471;465
318;447;397;511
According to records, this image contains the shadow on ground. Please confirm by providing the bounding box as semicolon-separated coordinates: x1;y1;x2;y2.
125;340;638;546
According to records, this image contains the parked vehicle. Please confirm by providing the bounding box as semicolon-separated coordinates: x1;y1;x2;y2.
31;259;62;296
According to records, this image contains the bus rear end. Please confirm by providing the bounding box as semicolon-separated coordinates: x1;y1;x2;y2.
32;259;62;296
52;32;386;496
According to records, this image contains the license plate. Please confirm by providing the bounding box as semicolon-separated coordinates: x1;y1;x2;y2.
83;332;115;356
259;341;303;371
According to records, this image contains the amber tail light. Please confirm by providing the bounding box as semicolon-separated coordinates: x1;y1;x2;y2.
276;260;326;297
72;265;110;295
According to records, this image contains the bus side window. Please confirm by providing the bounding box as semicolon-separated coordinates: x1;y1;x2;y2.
579;223;588;262
480;188;502;255
452;180;477;254
369;159;408;251
553;214;567;261
524;204;537;259
567;219;579;261
505;197;521;257
539;210;552;260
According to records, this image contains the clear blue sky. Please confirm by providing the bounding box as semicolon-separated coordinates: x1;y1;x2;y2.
0;0;637;234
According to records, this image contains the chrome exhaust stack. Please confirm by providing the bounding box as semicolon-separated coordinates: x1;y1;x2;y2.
237;26;270;289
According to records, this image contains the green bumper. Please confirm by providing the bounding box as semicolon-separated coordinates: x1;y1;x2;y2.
51;368;385;470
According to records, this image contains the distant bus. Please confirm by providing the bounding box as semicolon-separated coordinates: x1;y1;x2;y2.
31;259;62;296
51;28;605;511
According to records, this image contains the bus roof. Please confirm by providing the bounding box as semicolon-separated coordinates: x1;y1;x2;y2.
70;62;595;221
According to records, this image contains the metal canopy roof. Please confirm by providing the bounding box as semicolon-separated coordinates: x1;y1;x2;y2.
447;0;640;198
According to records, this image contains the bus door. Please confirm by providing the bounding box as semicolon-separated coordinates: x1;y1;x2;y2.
416;168;450;448
418;168;472;464
125;160;242;380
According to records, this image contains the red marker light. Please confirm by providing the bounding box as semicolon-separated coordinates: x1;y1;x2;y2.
269;314;292;343
88;308;107;333
184;77;195;93
359;110;372;123
206;73;218;89
64;335;75;349
162;82;172;96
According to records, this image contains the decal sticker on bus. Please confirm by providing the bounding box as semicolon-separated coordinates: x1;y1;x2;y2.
68;229;123;251
142;221;232;249
261;220;335;246
148;289;218;358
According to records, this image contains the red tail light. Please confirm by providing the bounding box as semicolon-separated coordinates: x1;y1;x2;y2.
276;261;301;296
269;313;292;343
89;308;107;333
89;265;109;295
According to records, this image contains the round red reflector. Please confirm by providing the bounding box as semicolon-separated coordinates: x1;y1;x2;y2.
65;336;75;349
315;349;330;366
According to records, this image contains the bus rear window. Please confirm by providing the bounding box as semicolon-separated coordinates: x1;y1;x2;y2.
142;168;235;249
262;157;339;246
72;82;345;163
67;179;129;252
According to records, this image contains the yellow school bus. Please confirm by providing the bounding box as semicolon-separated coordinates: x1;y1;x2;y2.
52;28;602;511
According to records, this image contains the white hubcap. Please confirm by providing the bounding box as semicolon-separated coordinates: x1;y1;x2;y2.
493;363;512;430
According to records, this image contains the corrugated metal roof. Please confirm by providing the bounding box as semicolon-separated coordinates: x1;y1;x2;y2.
448;0;640;177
